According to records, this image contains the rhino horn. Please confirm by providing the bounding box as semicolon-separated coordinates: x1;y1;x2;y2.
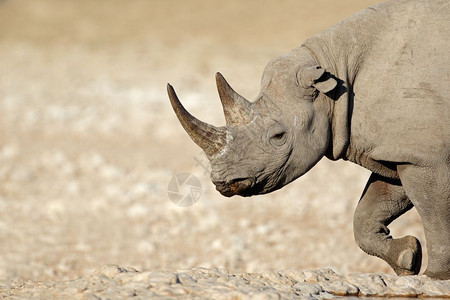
216;72;253;125
167;84;227;157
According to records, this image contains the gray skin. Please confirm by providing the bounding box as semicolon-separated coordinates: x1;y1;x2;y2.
168;0;450;279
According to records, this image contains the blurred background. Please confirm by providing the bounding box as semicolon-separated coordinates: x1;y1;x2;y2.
0;0;425;282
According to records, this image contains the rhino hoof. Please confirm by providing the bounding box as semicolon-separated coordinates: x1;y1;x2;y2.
388;235;422;276
397;249;415;271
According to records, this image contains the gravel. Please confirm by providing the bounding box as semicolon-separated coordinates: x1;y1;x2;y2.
2;265;449;299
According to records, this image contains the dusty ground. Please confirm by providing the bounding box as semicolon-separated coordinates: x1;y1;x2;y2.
0;0;430;294
3;265;450;299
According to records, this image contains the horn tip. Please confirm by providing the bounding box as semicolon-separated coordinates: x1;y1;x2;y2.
215;72;224;81
167;83;176;95
216;72;229;89
167;84;179;107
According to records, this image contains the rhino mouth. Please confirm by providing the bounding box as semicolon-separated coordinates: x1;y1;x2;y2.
213;177;256;197
213;175;282;197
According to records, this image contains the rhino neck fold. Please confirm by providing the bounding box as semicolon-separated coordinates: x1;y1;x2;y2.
300;6;387;161
301;42;351;161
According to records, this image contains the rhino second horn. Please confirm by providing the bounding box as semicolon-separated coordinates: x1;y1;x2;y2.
215;72;253;125
167;84;227;157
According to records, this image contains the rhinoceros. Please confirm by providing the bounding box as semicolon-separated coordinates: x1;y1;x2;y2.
167;0;450;279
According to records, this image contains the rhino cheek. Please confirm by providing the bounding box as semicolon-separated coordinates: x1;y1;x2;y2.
288;142;326;180
288;115;330;179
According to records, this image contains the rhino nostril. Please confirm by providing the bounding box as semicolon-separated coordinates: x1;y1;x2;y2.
230;177;248;184
214;178;252;186
213;178;247;185
229;178;255;190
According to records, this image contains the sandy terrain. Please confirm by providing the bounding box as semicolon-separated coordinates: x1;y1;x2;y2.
3;265;450;299
0;0;434;297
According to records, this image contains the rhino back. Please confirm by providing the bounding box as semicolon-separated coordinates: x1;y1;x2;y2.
350;0;450;166
303;0;450;168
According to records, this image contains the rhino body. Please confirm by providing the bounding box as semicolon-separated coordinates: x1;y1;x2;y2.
168;0;450;279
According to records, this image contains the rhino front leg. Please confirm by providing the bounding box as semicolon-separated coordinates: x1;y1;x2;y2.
353;173;422;275
398;164;450;279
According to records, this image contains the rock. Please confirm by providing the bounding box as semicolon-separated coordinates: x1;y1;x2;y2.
1;266;450;299
91;264;138;279
345;273;388;297
293;282;323;295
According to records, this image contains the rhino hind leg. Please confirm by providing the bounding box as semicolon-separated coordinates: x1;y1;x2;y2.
353;173;422;275
398;164;450;280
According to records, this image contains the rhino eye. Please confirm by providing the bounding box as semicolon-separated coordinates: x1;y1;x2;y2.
273;132;285;139
270;131;287;147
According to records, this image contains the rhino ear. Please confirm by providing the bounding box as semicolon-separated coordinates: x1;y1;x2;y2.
313;76;338;94
298;65;337;94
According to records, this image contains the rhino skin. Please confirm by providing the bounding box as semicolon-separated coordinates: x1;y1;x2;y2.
168;0;450;279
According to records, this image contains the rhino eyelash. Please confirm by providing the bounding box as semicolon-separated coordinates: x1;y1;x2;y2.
272;132;286;139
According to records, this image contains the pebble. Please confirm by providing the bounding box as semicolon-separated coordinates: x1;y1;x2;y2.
1;265;449;299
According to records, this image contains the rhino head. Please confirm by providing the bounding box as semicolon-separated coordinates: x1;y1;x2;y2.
168;54;338;197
